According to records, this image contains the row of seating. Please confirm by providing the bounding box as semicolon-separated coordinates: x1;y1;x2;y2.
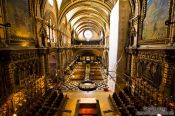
124;88;146;110
111;87;145;116
90;71;101;75
90;67;100;69
25;90;64;116
90;64;100;68
72;71;85;75
112;93;131;116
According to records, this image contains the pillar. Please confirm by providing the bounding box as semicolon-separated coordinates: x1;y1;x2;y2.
169;0;175;45
131;54;137;78
4;62;15;94
39;55;45;76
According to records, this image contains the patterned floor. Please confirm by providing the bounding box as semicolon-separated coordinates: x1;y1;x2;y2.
60;62;109;91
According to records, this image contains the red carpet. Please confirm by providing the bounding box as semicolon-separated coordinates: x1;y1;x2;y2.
79;108;97;115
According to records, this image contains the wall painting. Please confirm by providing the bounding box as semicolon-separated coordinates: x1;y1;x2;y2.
142;0;168;40
6;0;34;40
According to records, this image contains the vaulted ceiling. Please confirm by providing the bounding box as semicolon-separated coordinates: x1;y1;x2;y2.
57;0;117;41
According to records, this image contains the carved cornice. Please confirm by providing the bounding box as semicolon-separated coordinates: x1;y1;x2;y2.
48;47;58;53
138;38;170;45
137;50;164;62
135;48;175;63
38;48;48;56
0;48;38;62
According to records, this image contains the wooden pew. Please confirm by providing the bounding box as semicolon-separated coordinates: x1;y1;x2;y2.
54;94;69;116
110;93;131;116
109;94;119;112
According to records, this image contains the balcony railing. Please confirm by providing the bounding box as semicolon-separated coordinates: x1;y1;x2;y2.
72;45;108;49
57;45;109;49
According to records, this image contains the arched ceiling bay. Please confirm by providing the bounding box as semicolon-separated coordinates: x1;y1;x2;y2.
77;24;101;35
73;18;103;31
58;0;115;41
68;10;108;27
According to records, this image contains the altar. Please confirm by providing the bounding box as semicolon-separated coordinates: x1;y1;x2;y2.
74;98;101;116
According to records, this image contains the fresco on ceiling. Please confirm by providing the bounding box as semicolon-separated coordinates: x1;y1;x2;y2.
6;0;34;39
142;0;168;40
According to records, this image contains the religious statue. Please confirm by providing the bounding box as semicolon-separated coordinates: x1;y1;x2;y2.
40;27;47;47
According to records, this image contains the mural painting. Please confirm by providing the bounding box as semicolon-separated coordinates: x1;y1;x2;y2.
142;0;168;40
6;0;34;40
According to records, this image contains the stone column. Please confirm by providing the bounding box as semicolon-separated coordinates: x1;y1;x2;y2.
38;49;46;91
103;50;107;68
39;55;45;76
44;54;49;76
171;64;175;101
131;16;139;48
131;54;137;78
160;52;175;97
63;51;66;69
44;52;50;90
106;51;109;69
61;54;65;79
58;51;63;79
58;51;62;78
160;63;174;96
4;63;15;94
130;49;137;95
35;17;42;47
169;0;175;46
34;0;44;48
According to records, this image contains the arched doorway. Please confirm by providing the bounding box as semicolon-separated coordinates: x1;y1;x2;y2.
48;53;58;82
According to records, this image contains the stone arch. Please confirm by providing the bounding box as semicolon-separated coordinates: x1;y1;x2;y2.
43;10;57;46
40;0;59;16
44;10;57;24
57;0;112;25
128;0;141;17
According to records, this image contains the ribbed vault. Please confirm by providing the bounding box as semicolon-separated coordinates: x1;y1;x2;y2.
58;0;114;41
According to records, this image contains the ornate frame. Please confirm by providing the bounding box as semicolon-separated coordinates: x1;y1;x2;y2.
138;0;171;45
4;0;35;45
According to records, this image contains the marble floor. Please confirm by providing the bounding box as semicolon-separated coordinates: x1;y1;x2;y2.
61;62;109;92
62;91;120;116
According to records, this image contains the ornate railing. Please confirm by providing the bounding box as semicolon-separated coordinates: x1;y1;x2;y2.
72;45;108;49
